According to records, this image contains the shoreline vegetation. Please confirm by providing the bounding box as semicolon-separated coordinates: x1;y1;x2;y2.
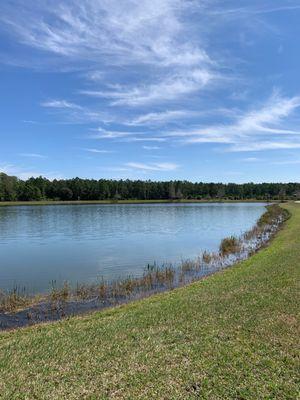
0;204;289;330
0;203;298;398
0;198;277;207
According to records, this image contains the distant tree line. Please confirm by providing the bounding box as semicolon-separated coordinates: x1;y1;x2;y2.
1;172;300;202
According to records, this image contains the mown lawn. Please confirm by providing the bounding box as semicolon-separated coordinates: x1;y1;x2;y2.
0;203;299;399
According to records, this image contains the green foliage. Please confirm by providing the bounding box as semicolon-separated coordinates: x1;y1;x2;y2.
0;173;19;201
1;172;300;202
19;183;42;201
59;187;73;201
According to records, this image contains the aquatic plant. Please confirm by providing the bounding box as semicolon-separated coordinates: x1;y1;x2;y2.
75;283;91;300
219;236;241;256
0;286;29;313
50;281;70;302
202;251;213;264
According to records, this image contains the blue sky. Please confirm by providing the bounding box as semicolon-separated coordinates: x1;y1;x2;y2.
1;0;300;182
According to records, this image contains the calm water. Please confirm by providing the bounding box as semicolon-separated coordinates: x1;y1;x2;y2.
0;203;266;293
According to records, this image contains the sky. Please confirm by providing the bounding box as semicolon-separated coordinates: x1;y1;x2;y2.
1;0;300;183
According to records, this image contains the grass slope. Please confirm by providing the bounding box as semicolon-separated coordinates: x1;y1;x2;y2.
0;203;299;399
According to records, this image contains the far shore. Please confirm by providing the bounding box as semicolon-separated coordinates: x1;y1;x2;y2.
0;199;278;207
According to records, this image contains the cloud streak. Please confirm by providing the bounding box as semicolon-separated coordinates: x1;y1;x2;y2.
126;110;196;126
41;100;83;110
126;162;179;171
210;1;300;17
0;163;62;180
0;0;217;109
163;92;300;152
19;153;47;159
89;128;166;142
143;146;161;150
81;69;215;106
83;148;114;154
0;1;209;67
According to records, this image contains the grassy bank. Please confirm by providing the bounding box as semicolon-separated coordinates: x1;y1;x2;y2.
0;203;299;399
0;199;276;207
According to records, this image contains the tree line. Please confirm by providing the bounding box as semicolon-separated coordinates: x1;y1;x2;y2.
0;172;300;202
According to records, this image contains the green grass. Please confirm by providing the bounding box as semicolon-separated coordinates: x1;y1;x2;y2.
0;203;299;399
0;198;276;207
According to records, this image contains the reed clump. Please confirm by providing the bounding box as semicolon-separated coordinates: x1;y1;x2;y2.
98;279;108;300
202;251;213;264
181;259;201;273
243;225;261;241
50;281;70;302
219;236;241;256
0;286;31;313
75;283;91;300
258;204;289;227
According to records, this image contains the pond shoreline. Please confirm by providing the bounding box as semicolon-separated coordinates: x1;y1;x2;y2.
0;199;277;207
0;204;289;331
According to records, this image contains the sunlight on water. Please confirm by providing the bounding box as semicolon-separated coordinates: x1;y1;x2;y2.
0;203;266;293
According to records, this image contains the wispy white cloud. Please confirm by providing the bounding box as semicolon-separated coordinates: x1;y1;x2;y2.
242;157;260;162
126;110;197;126
271;159;300;165
99;167;132;173
41;99;82;110
0;164;62;180
89;128;145;139
89;127;166;142
0;1;218;110
143;146;161;150
81;69;214;106
164;92;300;151
84;92;300;150
123;137;166;143
22;120;38;124
19;153;47;159
40;100;114;125
0;164;17;176
228;141;300;152
0;1;209;67
83;148;114;154
233;92;300;134
126;162;179;171
210;2;300;17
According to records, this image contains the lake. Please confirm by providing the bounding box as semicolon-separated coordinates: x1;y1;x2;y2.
0;203;267;293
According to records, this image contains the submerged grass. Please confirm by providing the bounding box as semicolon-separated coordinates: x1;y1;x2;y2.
0;203;298;399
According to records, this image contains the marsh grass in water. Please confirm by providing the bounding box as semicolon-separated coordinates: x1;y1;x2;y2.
219;236;242;256
0;286;28;313
0;204;289;329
